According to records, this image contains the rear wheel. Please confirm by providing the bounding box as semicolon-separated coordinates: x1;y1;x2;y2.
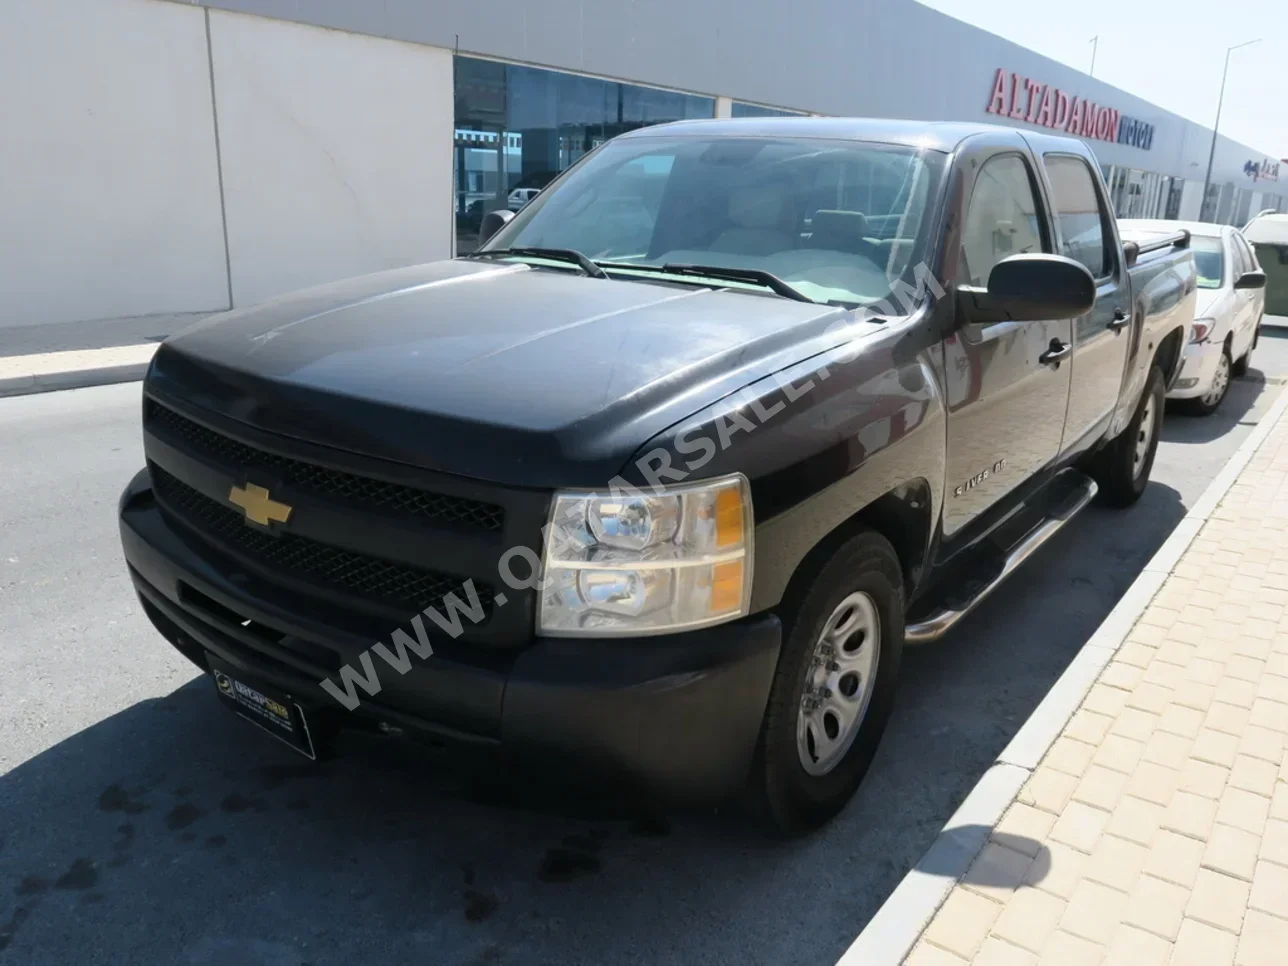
748;530;903;836
1091;365;1164;507
1233;323;1258;377
1182;345;1232;415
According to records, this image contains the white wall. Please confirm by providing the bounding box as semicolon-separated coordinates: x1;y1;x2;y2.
0;0;229;330
1179;180;1204;221
209;11;454;307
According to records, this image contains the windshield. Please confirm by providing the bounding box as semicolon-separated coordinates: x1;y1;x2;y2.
483;135;946;308
1190;235;1224;289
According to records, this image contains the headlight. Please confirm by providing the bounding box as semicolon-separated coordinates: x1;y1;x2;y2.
538;474;753;636
1190;319;1214;343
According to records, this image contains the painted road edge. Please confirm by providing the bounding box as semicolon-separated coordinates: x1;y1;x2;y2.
837;377;1288;966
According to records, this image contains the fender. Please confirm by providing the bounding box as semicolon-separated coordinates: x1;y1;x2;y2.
1109;257;1196;438
616;312;949;613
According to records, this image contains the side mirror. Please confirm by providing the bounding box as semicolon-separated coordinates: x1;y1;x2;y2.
478;208;515;247
1234;269;1266;291
960;253;1096;323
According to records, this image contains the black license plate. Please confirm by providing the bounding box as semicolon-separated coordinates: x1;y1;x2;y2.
207;656;316;760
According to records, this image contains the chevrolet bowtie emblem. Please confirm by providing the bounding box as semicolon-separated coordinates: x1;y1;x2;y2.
228;483;293;528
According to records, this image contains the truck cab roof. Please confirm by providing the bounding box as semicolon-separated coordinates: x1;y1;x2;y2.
617;116;1087;155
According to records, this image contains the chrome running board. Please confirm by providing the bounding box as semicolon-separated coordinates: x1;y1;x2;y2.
904;471;1099;645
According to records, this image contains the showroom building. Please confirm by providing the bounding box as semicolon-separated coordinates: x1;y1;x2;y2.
4;0;1287;328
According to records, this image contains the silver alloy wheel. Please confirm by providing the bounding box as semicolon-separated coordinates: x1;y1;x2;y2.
1203;351;1231;409
797;591;881;776
1133;392;1157;479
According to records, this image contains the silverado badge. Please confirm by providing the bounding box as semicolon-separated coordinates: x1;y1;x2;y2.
228;482;293;528
953;459;1007;498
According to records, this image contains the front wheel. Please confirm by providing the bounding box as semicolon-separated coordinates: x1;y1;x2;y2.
748;530;904;835
1090;365;1164;507
1182;345;1232;414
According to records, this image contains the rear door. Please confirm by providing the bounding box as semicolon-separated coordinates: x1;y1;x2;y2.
1040;153;1131;451
941;148;1072;536
1231;231;1263;353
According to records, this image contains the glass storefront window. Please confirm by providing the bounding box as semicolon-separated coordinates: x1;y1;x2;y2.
453;56;714;253
731;102;805;118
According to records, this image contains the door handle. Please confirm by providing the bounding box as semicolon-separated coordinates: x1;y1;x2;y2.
1108;309;1129;332
1039;340;1072;366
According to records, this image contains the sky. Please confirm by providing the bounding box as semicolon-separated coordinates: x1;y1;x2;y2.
917;0;1288;159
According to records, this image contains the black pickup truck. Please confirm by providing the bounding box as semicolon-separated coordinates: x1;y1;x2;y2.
119;118;1196;834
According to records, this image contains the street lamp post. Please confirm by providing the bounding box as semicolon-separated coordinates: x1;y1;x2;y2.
1089;36;1098;77
1201;38;1261;221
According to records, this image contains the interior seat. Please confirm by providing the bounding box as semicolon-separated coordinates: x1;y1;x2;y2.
807;209;869;254
710;186;796;256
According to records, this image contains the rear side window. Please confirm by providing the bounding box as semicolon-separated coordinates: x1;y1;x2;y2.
959;155;1046;286
1233;232;1258;272
1229;234;1248;275
1043;155;1108;278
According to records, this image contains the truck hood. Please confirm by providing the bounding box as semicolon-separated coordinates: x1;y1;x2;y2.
149;259;870;487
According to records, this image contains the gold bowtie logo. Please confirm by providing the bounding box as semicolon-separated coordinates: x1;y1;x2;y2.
228;483;293;528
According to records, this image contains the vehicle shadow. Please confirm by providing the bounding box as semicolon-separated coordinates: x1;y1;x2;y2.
1162;367;1276;445
0;483;1189;966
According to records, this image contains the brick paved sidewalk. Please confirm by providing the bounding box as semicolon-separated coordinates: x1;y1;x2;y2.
905;406;1288;966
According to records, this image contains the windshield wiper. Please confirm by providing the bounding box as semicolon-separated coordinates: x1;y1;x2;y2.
597;262;817;303
468;247;608;279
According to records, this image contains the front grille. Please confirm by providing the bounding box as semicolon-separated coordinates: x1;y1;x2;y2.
151;464;493;617
144;400;504;532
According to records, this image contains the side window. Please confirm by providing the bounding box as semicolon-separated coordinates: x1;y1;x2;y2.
959;155;1046;287
1234;233;1258;273
1043;155;1108;278
1227;234;1247;276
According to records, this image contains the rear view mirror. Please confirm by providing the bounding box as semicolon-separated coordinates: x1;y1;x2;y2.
1234;269;1266;291
478;209;515;247
981;254;1096;322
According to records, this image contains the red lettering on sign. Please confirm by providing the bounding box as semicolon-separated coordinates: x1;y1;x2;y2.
1009;74;1027;119
1053;90;1071;130
1066;96;1083;135
1103;108;1120;143
984;67;1146;149
986;68;1008;114
1095;107;1112;141
1035;86;1055;128
1025;79;1043;122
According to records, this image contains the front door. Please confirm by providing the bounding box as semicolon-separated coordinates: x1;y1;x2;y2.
942;150;1072;537
1041;153;1130;448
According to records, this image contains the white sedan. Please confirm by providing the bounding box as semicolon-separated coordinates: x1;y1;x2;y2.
1120;220;1267;415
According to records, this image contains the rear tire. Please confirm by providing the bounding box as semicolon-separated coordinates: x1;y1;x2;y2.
1232;327;1256;377
748;530;903;836
1091;365;1164;507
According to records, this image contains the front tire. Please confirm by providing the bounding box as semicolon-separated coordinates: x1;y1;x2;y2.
748;530;904;836
1091;365;1164;507
1182;344;1233;414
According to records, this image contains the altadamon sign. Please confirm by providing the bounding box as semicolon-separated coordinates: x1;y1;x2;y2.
985;68;1155;151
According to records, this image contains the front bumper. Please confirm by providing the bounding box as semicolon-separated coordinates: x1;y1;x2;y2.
119;470;781;804
1167;338;1222;400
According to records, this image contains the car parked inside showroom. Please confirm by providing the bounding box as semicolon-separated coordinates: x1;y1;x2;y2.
1120;219;1266;415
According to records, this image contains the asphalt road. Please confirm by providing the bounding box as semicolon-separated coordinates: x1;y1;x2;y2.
3;331;1288;966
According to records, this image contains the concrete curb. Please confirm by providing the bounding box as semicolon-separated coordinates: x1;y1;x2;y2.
0;362;152;398
837;378;1288;966
0;344;158;398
